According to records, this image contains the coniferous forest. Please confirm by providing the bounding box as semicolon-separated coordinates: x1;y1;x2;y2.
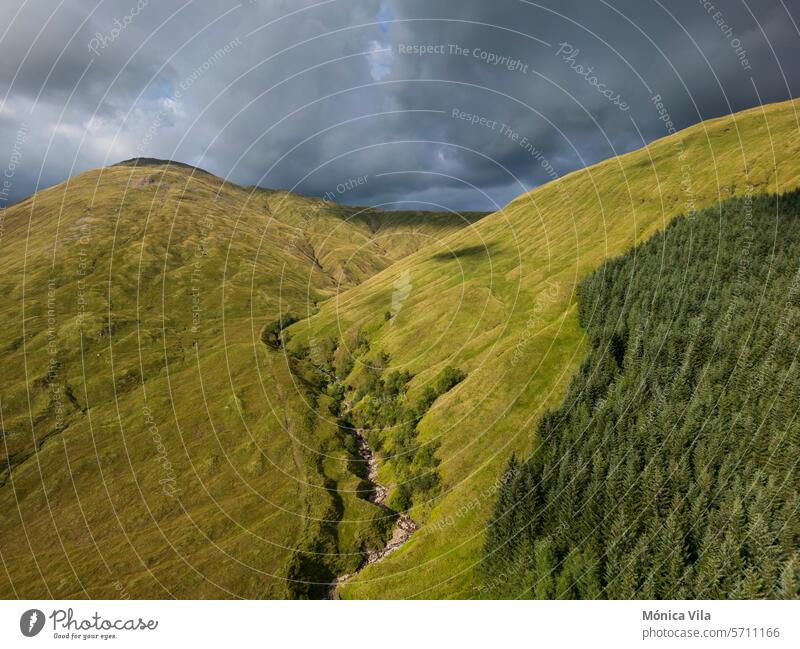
482;190;800;599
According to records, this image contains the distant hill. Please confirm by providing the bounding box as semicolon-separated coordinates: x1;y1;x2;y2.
113;157;214;175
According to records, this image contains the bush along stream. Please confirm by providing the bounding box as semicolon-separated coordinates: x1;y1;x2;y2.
321;336;465;597
269;319;465;598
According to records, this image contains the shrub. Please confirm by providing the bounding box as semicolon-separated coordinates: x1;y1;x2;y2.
261;312;300;348
435;366;466;394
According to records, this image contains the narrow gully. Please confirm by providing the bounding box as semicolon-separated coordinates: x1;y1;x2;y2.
260;327;417;599
327;424;417;598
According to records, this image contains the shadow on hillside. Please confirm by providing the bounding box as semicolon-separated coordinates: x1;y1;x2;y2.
347;210;488;233
429;243;494;261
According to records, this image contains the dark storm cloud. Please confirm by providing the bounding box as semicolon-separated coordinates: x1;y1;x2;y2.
0;0;798;210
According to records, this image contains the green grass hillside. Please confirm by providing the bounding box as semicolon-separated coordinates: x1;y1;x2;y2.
287;98;800;598
0;159;481;598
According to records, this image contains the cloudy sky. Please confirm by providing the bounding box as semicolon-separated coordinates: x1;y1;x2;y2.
1;0;798;211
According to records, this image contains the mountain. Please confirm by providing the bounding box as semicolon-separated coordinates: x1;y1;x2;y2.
0;159;483;598
286;98;800;598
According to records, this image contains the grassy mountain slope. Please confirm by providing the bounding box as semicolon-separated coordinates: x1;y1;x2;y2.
287;98;800;598
0;160;480;598
245;185;486;292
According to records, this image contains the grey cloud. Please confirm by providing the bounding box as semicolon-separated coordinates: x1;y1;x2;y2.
0;0;797;210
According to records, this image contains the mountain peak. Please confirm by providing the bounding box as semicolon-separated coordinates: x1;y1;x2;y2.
113;157;211;175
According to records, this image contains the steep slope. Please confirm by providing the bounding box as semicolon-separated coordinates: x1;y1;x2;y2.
287;98;800;598
483;190;800;599
0;160;481;598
